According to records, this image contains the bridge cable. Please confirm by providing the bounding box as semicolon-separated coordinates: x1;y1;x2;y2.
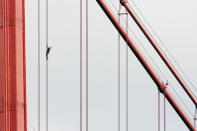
80;0;83;131
158;91;160;131
109;0;194;127
118;4;129;131
118;5;121;131
37;0;41;130
126;10;129;131
46;0;49;130
169;83;193;117
107;1;180;129
107;4;168;130
86;0;89;130
111;0;192;118
108;0;166;81
126;2;197;119
194;108;197;128
107;0;194;128
164;93;166;131
128;0;197;97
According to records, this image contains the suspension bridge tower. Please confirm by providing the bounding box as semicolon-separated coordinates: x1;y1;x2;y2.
0;0;27;131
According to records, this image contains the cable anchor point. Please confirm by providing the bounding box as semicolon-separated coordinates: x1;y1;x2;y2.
165;81;169;86
120;0;127;6
160;81;168;94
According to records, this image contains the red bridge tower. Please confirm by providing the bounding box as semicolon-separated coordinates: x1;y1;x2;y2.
0;0;27;131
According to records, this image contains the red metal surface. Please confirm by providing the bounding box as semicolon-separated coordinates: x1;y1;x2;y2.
96;0;195;130
120;0;197;107
0;0;27;131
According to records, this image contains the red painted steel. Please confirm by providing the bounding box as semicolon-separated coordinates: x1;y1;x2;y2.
96;0;195;130
0;0;27;131
120;0;197;107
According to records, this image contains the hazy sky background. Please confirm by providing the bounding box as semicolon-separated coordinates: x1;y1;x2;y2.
25;0;197;131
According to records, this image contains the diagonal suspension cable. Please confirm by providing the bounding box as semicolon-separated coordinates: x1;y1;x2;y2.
108;0;193;118
128;0;197;98
96;0;196;129
169;83;193;118
103;1;195;126
123;1;195;124
107;0;167;81
122;0;197;108
102;0;197;129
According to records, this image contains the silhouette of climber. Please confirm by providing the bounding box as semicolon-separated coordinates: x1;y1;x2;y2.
46;46;51;60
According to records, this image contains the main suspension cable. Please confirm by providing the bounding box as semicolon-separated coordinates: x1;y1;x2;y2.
106;0;191;128
106;3;190;125
107;0;167;81
128;0;197;97
125;1;195;121
103;1;194;128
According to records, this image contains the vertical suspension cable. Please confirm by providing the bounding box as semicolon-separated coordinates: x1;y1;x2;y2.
86;0;89;130
194;108;197;129
118;4;121;131
128;0;197;97
126;10;129;131
164;96;166;131
158;91;160;131
128;0;197;102
46;0;49;130
37;0;40;130
80;0;83;131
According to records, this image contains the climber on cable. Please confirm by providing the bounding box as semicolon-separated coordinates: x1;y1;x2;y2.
46;46;51;60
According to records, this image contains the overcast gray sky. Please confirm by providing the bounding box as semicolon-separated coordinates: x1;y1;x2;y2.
25;0;197;131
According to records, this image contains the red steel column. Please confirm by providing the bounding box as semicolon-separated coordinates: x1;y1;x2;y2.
0;0;27;131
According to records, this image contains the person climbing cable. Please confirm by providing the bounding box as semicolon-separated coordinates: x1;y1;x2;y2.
46;46;51;60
